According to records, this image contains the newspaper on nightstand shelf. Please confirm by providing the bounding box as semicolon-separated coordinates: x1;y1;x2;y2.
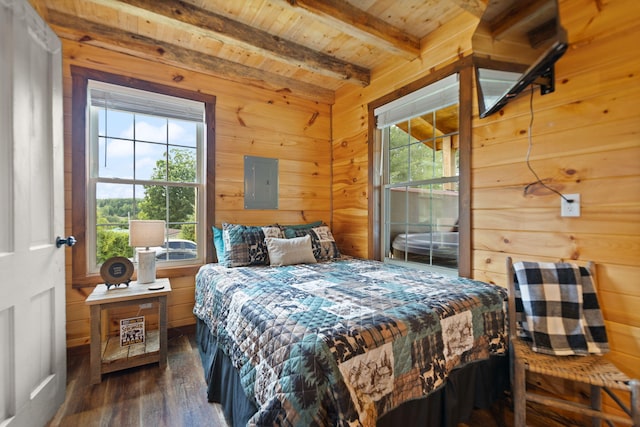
120;316;145;347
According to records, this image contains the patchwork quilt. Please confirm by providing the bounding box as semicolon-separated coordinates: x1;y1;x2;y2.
194;258;507;427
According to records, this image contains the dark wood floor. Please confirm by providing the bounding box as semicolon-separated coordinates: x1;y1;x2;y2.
47;326;227;427
47;326;538;427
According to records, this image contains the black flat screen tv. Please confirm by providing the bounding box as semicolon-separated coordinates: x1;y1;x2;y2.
472;0;568;118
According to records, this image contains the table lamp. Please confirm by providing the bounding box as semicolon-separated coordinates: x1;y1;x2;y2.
129;220;165;284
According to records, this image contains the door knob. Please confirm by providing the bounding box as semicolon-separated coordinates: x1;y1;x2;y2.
56;236;76;248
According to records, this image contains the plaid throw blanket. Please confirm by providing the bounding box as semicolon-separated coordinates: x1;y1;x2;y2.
513;261;609;356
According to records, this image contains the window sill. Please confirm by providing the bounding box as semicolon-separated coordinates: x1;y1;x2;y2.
71;264;202;289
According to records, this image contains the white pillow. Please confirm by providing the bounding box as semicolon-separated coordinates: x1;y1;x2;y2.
265;235;317;266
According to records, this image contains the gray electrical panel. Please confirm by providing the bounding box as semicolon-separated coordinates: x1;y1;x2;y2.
244;155;278;209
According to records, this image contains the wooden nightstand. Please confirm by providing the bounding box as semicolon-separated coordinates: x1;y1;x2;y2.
85;278;172;384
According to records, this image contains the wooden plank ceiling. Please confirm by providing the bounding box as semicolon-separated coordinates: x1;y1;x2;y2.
30;0;487;104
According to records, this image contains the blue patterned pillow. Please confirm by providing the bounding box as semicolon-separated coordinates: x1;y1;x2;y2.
221;223;283;267
286;225;340;261
311;225;341;260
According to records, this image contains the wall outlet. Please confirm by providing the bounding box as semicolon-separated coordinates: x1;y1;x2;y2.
139;303;152;309
561;193;580;217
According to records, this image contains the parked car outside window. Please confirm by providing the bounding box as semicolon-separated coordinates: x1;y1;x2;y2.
152;239;197;261
155;249;197;261
165;239;197;251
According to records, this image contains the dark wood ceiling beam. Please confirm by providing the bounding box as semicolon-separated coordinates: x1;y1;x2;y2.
46;10;334;104
286;0;420;60
115;0;370;87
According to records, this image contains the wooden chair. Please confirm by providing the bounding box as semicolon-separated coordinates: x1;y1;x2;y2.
506;257;639;426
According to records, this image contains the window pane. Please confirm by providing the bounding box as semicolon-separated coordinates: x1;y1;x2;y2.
408;115;435;142
169;119;198;148
136;141;167;181
96;225;134;264
135;115;167;144
408;184;433;225
167;186;196;223
95;183;138;265
137;184;197;223
390;225;431;263
422;111;435;128
156;249;197;261
389;187;407;224
389;146;409;184
105;110;133;139
432;182;459;227
99;138;133;179
394;229;458;268
409;142;438;181
156;222;198;262
167;147;197;183
389;122;409;149
137;184;166;221
96;182;138;202
435;104;458;134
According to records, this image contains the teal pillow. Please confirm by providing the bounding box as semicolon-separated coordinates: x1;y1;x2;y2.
212;226;224;261
281;220;323;238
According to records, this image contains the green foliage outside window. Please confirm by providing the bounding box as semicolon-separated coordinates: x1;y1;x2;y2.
137;148;196;223
96;228;134;264
180;217;196;243
388;125;443;184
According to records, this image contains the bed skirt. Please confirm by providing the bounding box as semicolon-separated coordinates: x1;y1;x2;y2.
196;319;509;427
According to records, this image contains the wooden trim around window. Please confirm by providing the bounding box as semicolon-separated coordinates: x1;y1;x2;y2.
367;56;474;277
457;65;473;278
70;66;216;287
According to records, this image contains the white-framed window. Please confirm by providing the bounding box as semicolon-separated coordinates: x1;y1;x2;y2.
375;74;460;273
86;80;205;272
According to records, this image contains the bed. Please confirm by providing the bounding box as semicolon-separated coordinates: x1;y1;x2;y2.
194;254;509;427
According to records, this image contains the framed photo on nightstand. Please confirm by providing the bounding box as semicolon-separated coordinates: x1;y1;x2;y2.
100;256;134;289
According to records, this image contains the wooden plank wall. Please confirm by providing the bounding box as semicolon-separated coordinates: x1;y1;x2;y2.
60;42;332;347
332;0;640;386
471;0;640;381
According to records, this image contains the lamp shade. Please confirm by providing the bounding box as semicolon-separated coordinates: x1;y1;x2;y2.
129;220;165;248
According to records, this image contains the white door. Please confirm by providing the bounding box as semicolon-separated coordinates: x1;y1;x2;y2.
0;1;67;426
